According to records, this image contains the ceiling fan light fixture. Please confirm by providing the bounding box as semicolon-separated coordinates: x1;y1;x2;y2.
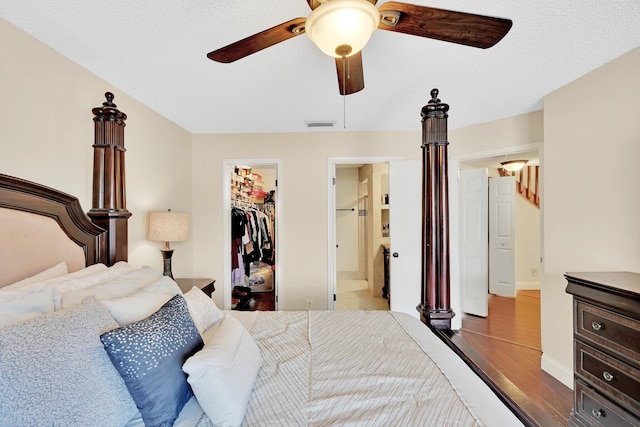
305;0;380;58
501;160;527;172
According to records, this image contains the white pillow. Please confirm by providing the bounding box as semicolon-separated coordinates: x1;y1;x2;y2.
140;276;183;296
53;261;131;294
100;292;173;325
0;285;55;327
56;262;107;279
182;286;225;334
2;262;68;291
99;277;182;325
58;265;161;310
182;315;262;427
36;263;109;292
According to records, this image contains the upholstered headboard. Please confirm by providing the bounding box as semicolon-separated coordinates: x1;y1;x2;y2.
0;174;106;287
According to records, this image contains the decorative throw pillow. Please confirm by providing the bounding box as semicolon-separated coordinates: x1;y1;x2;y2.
183;315;263;427
0;298;138;426
101;294;204;427
2;261;68;291
183;286;225;334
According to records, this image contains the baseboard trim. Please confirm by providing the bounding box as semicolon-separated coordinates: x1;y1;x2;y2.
337;271;365;280
517;281;541;290
541;353;574;389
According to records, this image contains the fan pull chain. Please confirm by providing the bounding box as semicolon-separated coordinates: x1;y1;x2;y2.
342;55;348;129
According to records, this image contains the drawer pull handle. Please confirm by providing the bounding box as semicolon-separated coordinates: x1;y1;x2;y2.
591;321;602;331
602;371;614;382
591;408;603;418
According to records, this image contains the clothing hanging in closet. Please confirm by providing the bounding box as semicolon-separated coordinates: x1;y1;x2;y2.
231;203;275;289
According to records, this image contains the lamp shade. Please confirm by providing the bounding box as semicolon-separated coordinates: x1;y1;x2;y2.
148;210;189;242
501;160;527;172
305;0;380;58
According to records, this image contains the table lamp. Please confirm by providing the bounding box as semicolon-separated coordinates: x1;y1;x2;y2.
148;209;189;279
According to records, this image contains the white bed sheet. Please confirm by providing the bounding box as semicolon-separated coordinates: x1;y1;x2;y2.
163;310;523;427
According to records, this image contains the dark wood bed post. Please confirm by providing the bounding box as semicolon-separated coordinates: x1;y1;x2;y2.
87;92;131;266
417;89;455;329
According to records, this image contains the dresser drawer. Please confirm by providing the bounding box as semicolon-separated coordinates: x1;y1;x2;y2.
576;300;640;363
576;341;640;413
575;380;640;427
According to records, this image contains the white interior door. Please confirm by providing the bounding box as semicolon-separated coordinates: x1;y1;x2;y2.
388;160;421;317
489;176;516;297
459;168;489;317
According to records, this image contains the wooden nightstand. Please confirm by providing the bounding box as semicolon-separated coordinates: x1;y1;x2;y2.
175;278;216;298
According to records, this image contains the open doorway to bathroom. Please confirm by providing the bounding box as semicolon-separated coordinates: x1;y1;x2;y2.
334;163;390;311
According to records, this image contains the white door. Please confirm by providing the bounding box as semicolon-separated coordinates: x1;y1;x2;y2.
489;176;516;297
459;168;489;317
388;160;422;317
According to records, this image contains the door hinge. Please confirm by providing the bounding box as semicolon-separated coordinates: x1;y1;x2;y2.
332;177;336;185
275;295;278;303
333;293;336;302
275;179;278;187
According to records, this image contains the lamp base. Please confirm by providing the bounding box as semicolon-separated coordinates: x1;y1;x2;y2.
160;249;174;279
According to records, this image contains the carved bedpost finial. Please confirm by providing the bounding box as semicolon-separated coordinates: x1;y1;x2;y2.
104;92;116;107
421;88;449;120
92;92;127;125
429;88;440;104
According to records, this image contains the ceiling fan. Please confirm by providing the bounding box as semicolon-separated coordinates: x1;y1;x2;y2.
207;0;512;95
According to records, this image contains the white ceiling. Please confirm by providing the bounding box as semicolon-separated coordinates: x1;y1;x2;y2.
2;1;640;134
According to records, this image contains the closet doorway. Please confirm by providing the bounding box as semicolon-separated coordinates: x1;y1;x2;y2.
224;160;280;311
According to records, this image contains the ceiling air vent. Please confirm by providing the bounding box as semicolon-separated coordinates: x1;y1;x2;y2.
305;120;336;128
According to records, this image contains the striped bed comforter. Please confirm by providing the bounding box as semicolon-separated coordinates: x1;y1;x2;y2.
233;310;518;426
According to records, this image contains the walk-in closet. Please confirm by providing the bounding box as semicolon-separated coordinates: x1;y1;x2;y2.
230;165;276;310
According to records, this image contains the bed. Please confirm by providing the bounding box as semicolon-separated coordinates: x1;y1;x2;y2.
0;93;527;426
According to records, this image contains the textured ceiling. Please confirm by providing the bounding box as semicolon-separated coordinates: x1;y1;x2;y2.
2;1;640;134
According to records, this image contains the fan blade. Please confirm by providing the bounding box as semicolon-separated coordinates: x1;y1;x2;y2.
207;18;306;63
335;52;365;95
378;2;512;49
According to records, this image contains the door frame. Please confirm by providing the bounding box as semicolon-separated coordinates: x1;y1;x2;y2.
450;142;542;329
222;159;282;311
327;156;402;310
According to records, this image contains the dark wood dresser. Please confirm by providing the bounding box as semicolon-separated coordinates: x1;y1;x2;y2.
565;272;640;426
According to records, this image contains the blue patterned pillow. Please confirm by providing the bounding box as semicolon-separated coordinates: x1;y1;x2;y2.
100;294;203;427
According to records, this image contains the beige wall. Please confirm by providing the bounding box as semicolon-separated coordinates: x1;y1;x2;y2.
191;132;421;310
541;45;640;386
515;195;541;289
0;18;194;276
449;111;544;156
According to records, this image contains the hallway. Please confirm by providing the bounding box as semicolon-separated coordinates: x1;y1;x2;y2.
452;290;573;426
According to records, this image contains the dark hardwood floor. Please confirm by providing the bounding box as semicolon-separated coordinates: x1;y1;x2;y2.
444;290;573;427
232;288;275;311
